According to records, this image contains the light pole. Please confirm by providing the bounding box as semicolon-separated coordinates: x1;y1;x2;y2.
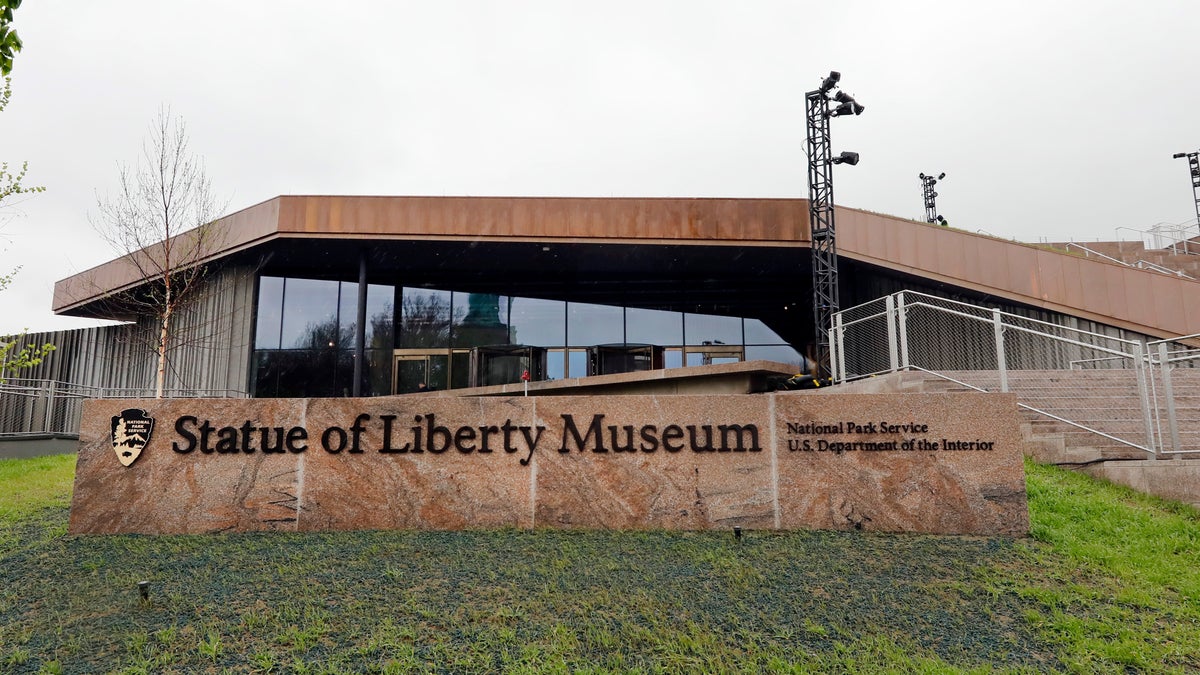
919;172;946;225
1172;150;1200;227
806;70;864;379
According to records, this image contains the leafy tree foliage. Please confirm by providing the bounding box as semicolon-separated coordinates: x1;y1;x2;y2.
0;0;24;76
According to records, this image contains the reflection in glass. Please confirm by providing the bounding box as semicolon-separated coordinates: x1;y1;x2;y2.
280;278;341;349
453;291;511;347
744;318;788;345
546;350;566;380
365;349;391;397
399;288;453;348
664;349;683;369
253;275;805;397
507;296;564;346
626;307;683;345
684;312;742;346
367;285;394;349
568;302;623;347
567;349;587;378
394;357;428;394
255;276;285;349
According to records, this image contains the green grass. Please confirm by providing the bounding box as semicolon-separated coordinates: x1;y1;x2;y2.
0;454;74;518
1;454;1197;673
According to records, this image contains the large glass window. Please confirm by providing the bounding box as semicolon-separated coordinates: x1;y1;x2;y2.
255;276;285;349
399;288;453;348
366;285;395;350
568;302;623;346
507;296;564;346
744;318;788;345
253;276;395;398
452;291;511;347
253;277;801;396
626;307;683;345
281;278;341;349
684;312;742;347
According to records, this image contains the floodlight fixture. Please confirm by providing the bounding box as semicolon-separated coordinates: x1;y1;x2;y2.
832;151;860;166
938;172;946;180
830;101;865;117
818;70;841;94
1174;152;1187;159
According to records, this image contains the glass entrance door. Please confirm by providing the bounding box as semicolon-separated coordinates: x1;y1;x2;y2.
392;350;459;393
394;356;429;394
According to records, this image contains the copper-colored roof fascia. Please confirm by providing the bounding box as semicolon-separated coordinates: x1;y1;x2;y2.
53;196;811;313
51;195;1200;340
834;206;1200;339
52;197;283;314
273;195;810;242
269;231;807;248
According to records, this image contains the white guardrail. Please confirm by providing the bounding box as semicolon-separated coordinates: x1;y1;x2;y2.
831;291;1199;457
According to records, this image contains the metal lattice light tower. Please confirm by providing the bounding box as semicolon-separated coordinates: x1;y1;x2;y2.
1172;150;1200;227
919;172;946;225
806;70;863;378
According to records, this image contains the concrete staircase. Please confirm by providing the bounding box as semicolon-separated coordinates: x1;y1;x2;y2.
832;369;1200;463
829;368;1200;507
1045;237;1200;278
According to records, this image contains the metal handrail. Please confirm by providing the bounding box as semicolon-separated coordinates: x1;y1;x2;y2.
1064;242;1132;267
908;367;1154;453
1133;259;1193;278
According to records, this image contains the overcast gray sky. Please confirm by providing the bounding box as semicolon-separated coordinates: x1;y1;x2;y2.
1;1;1197;334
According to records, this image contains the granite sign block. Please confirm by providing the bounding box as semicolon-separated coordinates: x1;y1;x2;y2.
69;392;1028;535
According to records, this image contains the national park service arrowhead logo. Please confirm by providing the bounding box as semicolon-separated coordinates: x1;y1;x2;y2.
111;408;154;467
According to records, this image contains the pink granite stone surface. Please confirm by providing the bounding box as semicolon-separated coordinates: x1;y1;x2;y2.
774;392;1028;535
69;392;1028;535
529;396;775;529
70;398;309;535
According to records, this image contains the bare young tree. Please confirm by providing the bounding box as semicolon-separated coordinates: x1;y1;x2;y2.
93;108;225;398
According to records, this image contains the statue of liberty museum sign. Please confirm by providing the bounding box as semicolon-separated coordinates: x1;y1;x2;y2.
70;393;1029;536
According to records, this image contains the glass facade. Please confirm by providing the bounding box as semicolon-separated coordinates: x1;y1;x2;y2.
252;275;802;397
253;277;394;398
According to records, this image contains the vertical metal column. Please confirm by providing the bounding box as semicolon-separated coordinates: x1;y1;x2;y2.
834;314;846;383
1158;342;1181;457
896;292;910;370
885;295;898;372
352;252;368;397
992;308;1008;393
807;90;837;377
1133;343;1157;457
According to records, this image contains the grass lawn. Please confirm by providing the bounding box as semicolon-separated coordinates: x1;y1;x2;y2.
1;454;1197;674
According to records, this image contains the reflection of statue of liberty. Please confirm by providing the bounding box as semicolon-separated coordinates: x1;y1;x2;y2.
463;293;503;327
458;293;513;345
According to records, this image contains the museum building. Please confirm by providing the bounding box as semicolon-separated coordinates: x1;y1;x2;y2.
21;195;1200;399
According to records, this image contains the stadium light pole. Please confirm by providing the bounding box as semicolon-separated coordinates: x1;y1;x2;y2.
807;71;864;379
1172;150;1200;228
919;172;947;225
